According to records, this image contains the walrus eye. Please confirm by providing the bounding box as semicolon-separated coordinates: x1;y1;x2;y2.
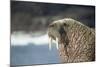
63;23;67;26
63;23;69;27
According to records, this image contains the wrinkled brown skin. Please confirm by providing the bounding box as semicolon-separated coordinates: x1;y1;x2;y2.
48;18;95;63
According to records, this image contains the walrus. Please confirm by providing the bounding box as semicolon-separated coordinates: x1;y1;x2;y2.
47;18;95;63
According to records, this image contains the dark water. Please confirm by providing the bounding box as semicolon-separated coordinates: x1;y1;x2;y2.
10;43;60;66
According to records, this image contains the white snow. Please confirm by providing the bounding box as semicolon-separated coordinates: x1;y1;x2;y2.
11;32;49;46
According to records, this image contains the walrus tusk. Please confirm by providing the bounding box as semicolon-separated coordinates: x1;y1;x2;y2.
48;36;52;50
48;36;59;50
56;37;59;50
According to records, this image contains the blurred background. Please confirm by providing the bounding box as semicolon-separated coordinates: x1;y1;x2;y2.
11;0;95;66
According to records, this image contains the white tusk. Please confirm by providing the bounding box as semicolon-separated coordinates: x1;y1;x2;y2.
48;37;52;50
56;37;59;50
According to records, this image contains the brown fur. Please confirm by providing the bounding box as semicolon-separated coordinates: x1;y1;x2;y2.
48;18;95;63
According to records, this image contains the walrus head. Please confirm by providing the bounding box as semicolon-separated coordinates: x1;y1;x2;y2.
47;18;72;50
